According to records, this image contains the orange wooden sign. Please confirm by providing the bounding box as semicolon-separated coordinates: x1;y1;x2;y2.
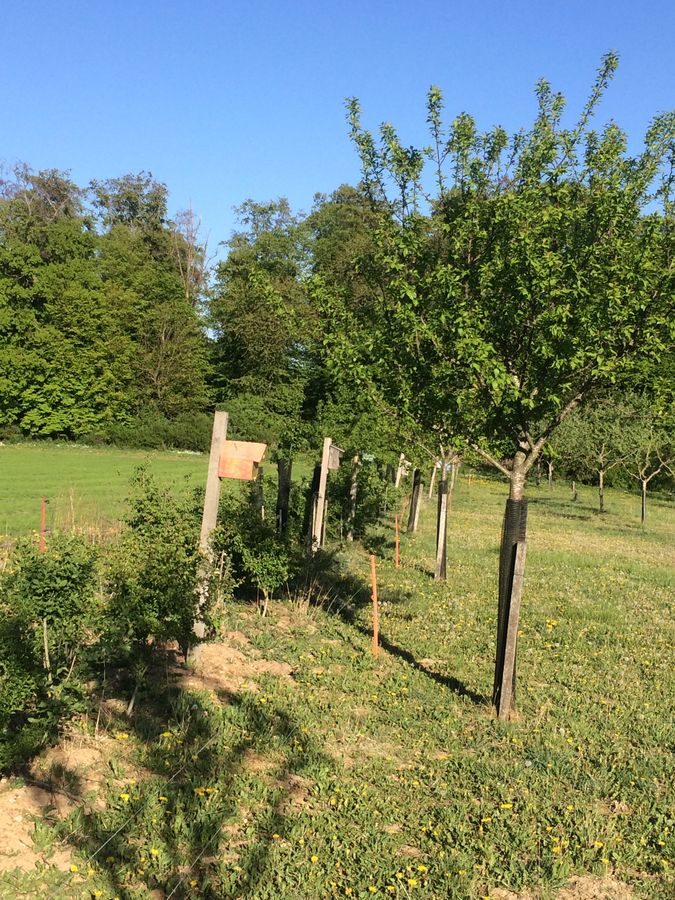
218;440;267;480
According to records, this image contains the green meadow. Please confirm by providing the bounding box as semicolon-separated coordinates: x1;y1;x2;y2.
1;455;673;898
0;443;208;538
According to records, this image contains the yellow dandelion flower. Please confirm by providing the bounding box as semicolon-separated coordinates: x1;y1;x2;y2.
594;841;604;848
408;878;418;887
158;796;168;802
552;846;562;854
368;888;377;894
119;793;130;803
416;864;428;872
114;731;129;741
69;864;78;872
500;803;513;809
150;848;159;857
311;855;318;863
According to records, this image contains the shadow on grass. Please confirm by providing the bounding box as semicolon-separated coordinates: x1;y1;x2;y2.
44;660;329;899
307;554;487;707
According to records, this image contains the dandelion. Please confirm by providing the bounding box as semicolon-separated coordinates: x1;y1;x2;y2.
158;796;168;802
311;855;318;863
150;848;159;857
69;865;79;872
114;731;129;741
500;802;513;809
408;878;418;887
594;841;604;848
119;793;130;803
368;888;377;894
272;833;281;840
552;846;562;854
416;864;428;873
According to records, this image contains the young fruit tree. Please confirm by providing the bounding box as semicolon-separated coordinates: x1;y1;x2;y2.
316;54;674;718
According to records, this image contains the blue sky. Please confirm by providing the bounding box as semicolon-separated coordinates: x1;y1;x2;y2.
3;1;673;252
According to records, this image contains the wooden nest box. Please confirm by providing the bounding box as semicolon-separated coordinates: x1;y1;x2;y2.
218;440;267;480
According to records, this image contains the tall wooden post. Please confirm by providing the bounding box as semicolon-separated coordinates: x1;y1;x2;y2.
253;466;265;519
39;497;48;553
195;411;228;640
199;411;228;554
407;468;422;533
311;437;332;552
276;458;292;532
434;470;448;580
493;499;528;719
428;461;438;499
394;452;406;488
347;454;360;541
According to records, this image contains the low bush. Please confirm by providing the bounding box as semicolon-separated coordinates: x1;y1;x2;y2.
0;535;101;769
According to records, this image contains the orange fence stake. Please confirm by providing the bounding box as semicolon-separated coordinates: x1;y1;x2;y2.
394;514;400;568
370;554;379;658
39;497;48;553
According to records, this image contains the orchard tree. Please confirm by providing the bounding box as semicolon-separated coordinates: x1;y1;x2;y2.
621;395;673;523
552;397;628;512
318;54;675;716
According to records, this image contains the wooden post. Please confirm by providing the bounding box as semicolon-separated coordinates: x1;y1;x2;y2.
394;514;400;568
276;457;292;532
370;554;379;658
39;497;48;554
311;437;332;552
195;411;228;640
346;454;360;541
547;462;553;493
497;539;527;720
448;460;459;510
571;481;577;502
253;466;265;519
199;411;228;554
394;452;406;488
407;468;422;533
493;499;528;717
434;472;448;580
428;461;438;499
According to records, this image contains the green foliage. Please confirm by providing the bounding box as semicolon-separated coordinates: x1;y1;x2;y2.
323;56;675;491
0;165;211;441
0;535;100;768
106;467;204;657
213;482;299;612
326;456;389;539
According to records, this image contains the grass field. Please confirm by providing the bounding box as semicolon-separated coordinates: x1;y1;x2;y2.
0;443;209;538
0;453;673;898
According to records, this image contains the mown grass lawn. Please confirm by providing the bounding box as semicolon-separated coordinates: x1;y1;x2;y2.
0;443;209;538
1;474;673;899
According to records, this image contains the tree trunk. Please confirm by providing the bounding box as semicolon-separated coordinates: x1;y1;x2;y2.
599;468;605;513
641;479;647;524
347;454;360;541
535;458;541;487
434;470;448;580
407;468;422;533
547;462;553;493
276;458;292;533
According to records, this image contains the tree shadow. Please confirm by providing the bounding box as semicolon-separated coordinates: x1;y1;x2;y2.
42;657;330;899
309;558;487;707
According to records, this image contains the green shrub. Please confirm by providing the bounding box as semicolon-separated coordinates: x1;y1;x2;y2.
0;535;100;770
105;468;204;659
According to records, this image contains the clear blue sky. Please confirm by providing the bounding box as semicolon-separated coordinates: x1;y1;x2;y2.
3;1;673;253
